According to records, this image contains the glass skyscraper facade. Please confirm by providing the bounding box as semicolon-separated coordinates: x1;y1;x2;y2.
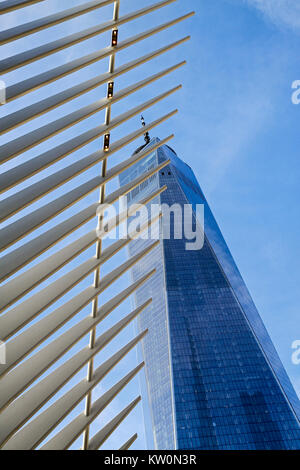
119;138;300;450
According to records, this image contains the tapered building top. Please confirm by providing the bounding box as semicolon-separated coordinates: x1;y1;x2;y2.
119;139;300;450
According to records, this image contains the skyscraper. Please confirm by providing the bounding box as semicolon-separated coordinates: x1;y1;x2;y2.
0;0;194;450
119;137;300;450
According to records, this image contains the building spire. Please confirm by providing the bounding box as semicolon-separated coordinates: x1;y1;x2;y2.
141;115;151;145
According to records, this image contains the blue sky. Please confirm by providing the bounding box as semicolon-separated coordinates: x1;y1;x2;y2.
1;0;300;450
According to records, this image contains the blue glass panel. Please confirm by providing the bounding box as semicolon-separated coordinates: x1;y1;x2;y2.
119;138;300;450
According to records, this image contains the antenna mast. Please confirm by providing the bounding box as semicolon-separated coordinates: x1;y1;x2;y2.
141;115;151;145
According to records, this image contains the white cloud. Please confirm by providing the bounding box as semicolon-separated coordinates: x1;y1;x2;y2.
245;0;300;30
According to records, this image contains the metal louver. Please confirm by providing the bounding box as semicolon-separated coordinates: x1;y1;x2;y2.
0;0;193;450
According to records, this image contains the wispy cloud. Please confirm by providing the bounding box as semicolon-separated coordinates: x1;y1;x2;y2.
202;82;272;194
245;0;300;30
